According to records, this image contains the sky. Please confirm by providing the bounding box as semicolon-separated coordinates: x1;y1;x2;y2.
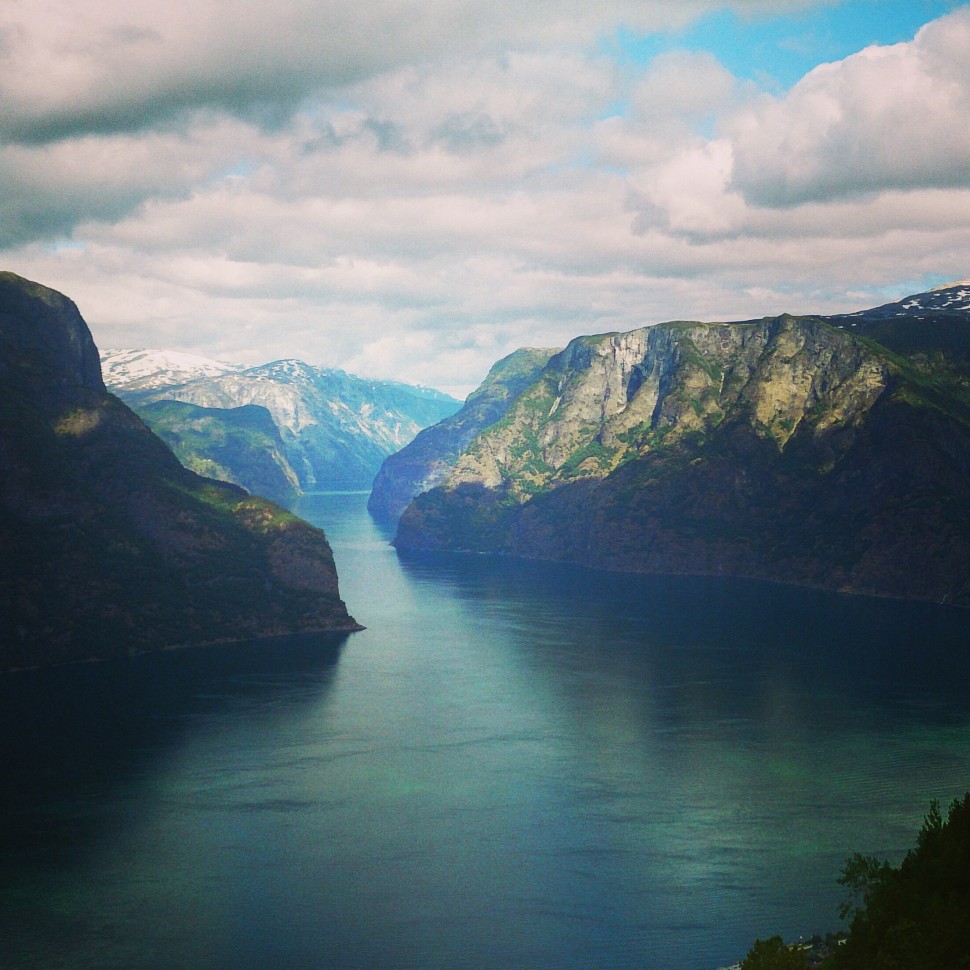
2;1;969;398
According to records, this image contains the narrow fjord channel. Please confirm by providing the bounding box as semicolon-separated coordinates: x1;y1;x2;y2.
3;490;970;970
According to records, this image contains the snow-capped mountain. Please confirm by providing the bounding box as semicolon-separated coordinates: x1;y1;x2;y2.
823;281;970;378
830;280;970;321
100;348;246;392
104;353;461;498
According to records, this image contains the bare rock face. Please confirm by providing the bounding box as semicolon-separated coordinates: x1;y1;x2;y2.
0;272;361;671
396;312;970;606
444;317;889;496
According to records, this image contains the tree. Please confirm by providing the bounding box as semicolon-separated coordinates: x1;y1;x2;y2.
739;935;807;970
836;852;893;921
739;795;970;970
829;793;970;969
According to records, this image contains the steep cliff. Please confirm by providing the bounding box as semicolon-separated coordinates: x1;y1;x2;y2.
396;312;970;605
368;347;558;522
0;272;361;671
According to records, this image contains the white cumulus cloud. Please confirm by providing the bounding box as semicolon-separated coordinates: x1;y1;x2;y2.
729;7;970;205
2;2;969;396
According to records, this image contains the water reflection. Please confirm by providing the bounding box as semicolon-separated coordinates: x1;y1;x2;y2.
3;491;969;970
396;547;970;719
0;633;348;968
392;543;970;960
3;633;349;797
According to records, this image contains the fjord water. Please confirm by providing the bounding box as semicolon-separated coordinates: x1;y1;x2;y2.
3;492;970;970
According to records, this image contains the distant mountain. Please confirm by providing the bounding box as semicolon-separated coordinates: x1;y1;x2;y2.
823;280;970;380
101;348;245;391
368;347;557;522
106;353;461;497
137;400;301;507
830;279;970;320
390;286;970;606
0;272;360;671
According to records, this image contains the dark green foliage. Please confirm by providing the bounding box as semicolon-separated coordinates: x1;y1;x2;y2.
396;482;519;554
740;936;808;970
559;437;614;475
828;795;970;970
837;853;895;921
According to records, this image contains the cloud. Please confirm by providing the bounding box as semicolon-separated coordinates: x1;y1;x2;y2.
0;0;815;144
729;7;970;206
2;2;970;397
0;116;264;246
630;50;740;126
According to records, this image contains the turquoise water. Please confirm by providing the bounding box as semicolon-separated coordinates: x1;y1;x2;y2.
2;490;969;969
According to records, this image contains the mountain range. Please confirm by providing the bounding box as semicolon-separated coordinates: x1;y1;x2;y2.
0;272;361;671
103;349;461;504
381;282;970;606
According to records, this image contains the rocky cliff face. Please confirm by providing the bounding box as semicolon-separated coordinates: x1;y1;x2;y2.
115;357;461;496
395;310;970;605
368;347;558;522
0;273;361;671
447;317;891;495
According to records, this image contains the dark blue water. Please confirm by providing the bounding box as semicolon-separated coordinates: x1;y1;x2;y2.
3;490;970;970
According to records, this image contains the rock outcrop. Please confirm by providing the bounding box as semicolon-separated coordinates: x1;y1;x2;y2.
394;306;970;605
0;272;361;671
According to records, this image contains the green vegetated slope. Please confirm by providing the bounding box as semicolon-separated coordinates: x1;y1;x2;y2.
138;399;301;507
0;272;360;671
368;346;558;521
395;307;970;605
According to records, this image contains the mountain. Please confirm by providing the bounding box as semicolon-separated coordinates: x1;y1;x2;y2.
137;400;301;507
108;355;462;496
823;280;970;381
101;348;246;391
368;347;558;522
392;293;970;606
831;279;970;320
0;272;361;671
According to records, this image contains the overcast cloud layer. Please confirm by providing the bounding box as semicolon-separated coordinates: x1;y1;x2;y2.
2;0;969;396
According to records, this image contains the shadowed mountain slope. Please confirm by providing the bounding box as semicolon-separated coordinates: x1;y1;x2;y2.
0;272;361;671
136;399;301;507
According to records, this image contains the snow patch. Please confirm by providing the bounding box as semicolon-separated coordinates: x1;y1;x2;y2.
101;348;244;391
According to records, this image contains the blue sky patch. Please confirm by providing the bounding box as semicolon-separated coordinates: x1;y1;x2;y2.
609;1;965;90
